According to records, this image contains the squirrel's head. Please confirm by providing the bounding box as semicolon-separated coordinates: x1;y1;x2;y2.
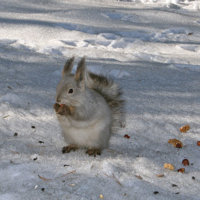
56;57;86;106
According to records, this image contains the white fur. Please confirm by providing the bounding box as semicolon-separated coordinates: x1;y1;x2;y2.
57;101;111;149
55;57;122;151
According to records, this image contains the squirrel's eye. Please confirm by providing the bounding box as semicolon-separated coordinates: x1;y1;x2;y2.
68;89;73;94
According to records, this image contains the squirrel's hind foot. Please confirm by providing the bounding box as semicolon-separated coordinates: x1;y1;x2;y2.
86;149;101;157
62;145;79;153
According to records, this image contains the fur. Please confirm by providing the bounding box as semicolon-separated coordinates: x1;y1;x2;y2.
54;57;124;155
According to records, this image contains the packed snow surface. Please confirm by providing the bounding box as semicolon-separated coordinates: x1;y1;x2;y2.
0;0;200;199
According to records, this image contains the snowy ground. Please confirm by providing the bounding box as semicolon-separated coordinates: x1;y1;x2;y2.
0;0;200;199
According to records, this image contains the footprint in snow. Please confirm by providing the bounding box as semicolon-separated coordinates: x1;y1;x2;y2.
0;93;23;107
102;12;150;24
177;45;199;52
55;23;96;34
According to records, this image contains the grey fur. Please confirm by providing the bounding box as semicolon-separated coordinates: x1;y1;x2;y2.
54;57;124;152
85;71;125;133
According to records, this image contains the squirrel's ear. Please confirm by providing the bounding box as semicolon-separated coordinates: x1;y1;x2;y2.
62;56;75;76
79;80;85;91
74;57;85;82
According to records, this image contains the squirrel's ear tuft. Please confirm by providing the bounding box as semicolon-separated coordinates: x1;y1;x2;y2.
75;57;86;82
62;56;75;76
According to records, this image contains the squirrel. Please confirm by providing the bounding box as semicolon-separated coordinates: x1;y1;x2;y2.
53;57;124;157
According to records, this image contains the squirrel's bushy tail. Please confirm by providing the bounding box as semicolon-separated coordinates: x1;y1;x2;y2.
85;68;125;133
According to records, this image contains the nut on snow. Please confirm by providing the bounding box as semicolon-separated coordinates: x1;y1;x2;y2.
177;168;185;173
182;159;189;166
176;143;182;148
179;125;190;132
168;139;183;148
164;163;174;170
124;134;130;139
197;141;200;146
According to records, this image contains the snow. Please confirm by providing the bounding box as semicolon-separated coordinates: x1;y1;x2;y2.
0;0;200;199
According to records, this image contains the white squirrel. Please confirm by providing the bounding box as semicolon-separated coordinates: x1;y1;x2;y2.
54;57;124;156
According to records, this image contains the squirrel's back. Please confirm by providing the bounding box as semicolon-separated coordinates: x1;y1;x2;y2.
85;68;125;133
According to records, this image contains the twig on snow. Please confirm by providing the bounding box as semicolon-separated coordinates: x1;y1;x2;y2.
57;170;76;179
38;175;52;182
106;148;121;154
3;115;10;119
38;170;76;182
105;173;122;186
10;150;19;154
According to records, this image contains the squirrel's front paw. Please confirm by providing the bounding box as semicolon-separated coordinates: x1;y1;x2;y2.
53;103;60;112
57;105;70;115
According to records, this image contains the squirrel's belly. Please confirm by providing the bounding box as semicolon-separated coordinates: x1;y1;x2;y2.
62;119;109;148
